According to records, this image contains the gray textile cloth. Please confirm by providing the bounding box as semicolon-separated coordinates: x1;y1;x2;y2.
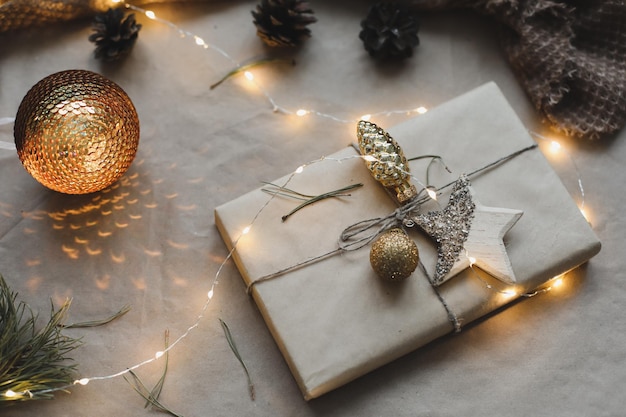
409;0;626;139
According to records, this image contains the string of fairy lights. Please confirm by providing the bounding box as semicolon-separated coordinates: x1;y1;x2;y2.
0;0;589;401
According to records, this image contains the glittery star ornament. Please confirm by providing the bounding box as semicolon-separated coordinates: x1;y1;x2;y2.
370;228;419;282
357;120;417;204
14;70;140;194
412;176;523;286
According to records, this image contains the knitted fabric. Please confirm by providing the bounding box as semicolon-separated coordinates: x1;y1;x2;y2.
410;0;626;139
485;0;626;139
0;0;110;32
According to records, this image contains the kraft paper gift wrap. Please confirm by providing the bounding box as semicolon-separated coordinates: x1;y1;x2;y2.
214;82;601;400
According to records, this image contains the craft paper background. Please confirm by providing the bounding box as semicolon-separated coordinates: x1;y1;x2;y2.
0;3;621;416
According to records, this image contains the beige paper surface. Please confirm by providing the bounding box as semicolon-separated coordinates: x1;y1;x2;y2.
215;82;601;399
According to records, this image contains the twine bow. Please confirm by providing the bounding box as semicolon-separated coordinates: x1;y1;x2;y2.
338;194;427;251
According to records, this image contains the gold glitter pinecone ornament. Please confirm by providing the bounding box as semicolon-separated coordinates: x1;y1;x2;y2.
370;228;419;282
357;120;417;204
14;70;140;194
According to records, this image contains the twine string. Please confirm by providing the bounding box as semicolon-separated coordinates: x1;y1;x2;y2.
338;194;428;251
338;143;539;254
419;261;462;332
245;143;539;331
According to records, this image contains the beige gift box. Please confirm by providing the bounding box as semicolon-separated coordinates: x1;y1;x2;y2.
214;82;601;400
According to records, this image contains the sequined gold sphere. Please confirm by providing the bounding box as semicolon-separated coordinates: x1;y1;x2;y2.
14;70;140;194
370;228;419;282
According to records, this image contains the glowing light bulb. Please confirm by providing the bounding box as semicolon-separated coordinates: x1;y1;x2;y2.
155;351;164;359
550;140;561;153
580;206;590;223
363;155;377;162
208;289;214;299
427;188;437;200
296;109;308;117
194;36;206;47
502;289;517;297
4;390;17;398
416;106;428;114
553;276;564;288
468;256;477;266
242;226;251;235
75;378;90;386
244;71;254;81
145;10;156;19
295;165;304;174
360;114;372;121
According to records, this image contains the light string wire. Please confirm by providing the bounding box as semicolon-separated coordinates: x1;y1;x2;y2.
245;144;538;296
530;130;586;214
30;255;223;394
1;2;587;400
122;1;429;123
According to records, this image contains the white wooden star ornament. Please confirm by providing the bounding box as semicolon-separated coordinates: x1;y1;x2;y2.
412;175;523;286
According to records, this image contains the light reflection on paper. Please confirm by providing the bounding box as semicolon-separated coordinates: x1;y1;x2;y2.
110;251;126;264
95;274;111;290
4;150;209;307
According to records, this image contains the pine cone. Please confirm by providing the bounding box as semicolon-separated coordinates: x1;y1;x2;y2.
252;0;317;47
89;8;141;61
359;2;420;60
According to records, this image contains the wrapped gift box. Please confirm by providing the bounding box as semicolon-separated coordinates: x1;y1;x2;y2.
214;82;601;399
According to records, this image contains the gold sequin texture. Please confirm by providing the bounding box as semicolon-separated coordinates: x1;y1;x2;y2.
14;70;140;194
357;120;417;204
369;228;419;282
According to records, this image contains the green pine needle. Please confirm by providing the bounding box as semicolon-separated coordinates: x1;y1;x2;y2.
147;330;169;408
124;370;184;417
123;330;184;417
0;275;81;404
262;182;363;222
210;57;291;90
61;304;131;328
219;319;255;401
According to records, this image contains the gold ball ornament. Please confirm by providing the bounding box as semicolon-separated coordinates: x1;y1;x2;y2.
14;70;140;194
369;228;419;282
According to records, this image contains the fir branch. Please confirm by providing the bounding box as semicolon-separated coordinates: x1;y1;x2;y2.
219;319;254;401
0;275;81;404
60;304;131;328
261;182;363;222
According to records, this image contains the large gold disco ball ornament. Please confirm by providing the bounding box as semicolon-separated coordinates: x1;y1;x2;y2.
14;70;140;194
